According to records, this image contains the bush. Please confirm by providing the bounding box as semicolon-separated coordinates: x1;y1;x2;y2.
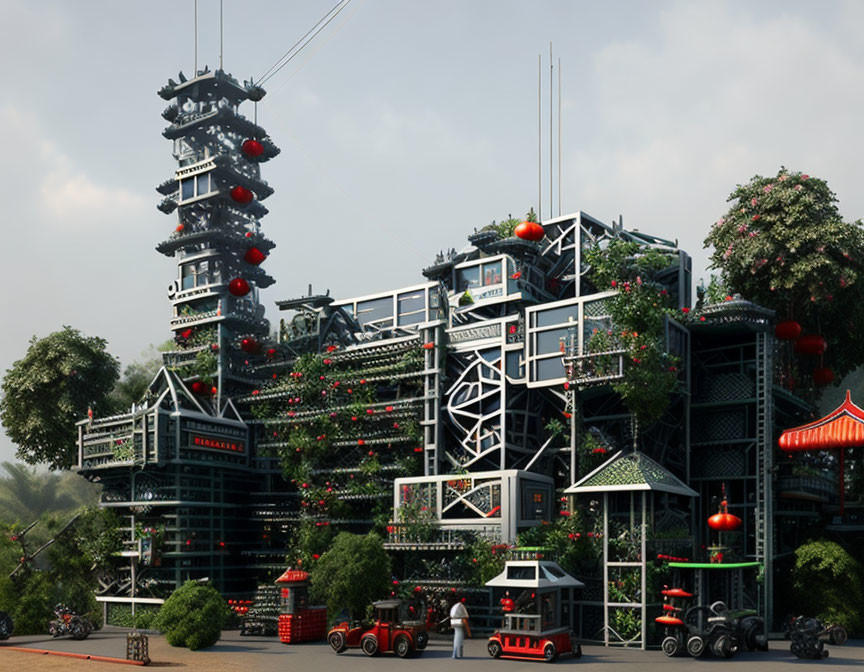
791;540;864;636
154;581;230;650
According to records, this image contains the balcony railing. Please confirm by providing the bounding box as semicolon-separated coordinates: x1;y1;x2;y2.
565;349;626;386
384;523;501;549
778;475;836;502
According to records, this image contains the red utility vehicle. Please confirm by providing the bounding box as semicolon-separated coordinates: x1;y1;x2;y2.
328;599;428;658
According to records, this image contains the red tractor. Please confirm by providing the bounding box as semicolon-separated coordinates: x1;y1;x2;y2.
328;599;429;658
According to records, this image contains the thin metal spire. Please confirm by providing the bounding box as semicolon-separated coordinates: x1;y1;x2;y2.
549;43;553;221
558;57;562;217
538;53;542;222
219;0;224;70
194;0;198;75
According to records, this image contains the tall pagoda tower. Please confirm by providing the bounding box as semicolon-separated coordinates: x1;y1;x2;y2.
155;68;279;405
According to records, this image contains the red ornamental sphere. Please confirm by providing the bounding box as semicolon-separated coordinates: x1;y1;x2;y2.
240;338;258;354
775;320;802;341
813;367;835;386
244;247;267;265
795;334;827;356
229;277;251;296
514;220;545;242
230;185;254;204
266;348;277;359
708;512;742;532
241;139;264;158
190;381;208;395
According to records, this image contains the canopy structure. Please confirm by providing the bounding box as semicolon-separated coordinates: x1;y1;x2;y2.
778;389;862;513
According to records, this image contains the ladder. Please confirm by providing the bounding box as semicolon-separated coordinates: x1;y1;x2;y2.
754;331;774;627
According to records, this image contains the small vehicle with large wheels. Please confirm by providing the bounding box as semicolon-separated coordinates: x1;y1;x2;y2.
485;555;585;663
327;599;427;658
787;615;848;659
49;604;93;640
657;589;741;659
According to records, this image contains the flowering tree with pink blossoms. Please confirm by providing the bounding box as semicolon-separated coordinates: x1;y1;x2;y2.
704;168;864;377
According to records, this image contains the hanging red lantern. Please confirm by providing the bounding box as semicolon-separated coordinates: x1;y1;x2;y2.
240;338;258;353
266;348;277;359
190;381;208;395
228;278;251;296
514;220;545;242
708;511;742;531
241;139;264;158
211;386;218;395
813;367;835;386
230;185;254;204
244;247;267;265
775;320;802;340
245;231;254;238
795;334;827;355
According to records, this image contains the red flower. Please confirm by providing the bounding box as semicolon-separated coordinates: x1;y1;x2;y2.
681;307;690;313
752;215;761;221
422;342;435;350
699;316;706;322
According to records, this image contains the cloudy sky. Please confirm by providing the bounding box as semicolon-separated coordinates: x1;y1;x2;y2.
1;0;863;464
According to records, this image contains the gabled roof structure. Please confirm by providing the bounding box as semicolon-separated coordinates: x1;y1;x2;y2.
779;390;864;450
564;451;697;497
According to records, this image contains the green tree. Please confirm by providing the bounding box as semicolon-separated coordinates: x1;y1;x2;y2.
154;581;231;650
791;540;864;635
310;532;391;620
704;168;864;377
0;327;120;470
109;342;171;412
0;462;100;524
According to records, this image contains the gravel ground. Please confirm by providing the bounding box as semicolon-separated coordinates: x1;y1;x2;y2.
1;629;863;671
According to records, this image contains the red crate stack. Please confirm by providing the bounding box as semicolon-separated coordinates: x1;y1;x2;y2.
278;607;328;643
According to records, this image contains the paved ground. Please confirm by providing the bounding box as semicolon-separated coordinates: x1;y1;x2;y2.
1;629;863;671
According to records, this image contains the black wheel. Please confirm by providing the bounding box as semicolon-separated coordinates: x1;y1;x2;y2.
70;620;90;641
0;611;12;640
710;633;735;658
361;635;379;657
328;630;347;653
543;642;557;662
741;619;763;651
415;630;428;650
687;635;705;658
572;643;582;658
394;635;412;658
830;626;848;646
488;640;502;658
662;635;680;657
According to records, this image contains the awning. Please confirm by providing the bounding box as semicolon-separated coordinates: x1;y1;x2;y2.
779;390;864;450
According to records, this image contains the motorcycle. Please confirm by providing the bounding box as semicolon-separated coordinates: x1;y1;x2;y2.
787;615;848;659
49;604;93;640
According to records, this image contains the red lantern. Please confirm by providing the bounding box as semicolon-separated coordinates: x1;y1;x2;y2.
241;139;264;158
795;334;827;355
228;278;250;296
707;511;742;531
775;320;802;340
190;381;208;395
266;348;277;359
514;220;545;242
230;185;254;204
813;367;835;386
240;338;258;354
244;247;267;265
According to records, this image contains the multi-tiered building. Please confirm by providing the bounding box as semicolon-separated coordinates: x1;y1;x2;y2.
77;65;844;641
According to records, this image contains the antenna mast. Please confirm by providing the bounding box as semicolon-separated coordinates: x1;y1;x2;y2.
538;53;542;222
558;57;562;217
549;43;553;220
220;0;224;70
194;0;198;74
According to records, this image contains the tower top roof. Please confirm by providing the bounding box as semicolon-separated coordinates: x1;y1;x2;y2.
159;68;265;102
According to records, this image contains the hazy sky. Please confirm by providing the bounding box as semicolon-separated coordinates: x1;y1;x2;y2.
2;0;863;464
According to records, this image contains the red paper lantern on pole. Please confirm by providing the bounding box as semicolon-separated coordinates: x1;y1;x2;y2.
775;320;802;341
514;221;545;242
230;185;254;204
228;278;251;296
794;334;827;356
241;139;264;158
190;381;208;395
813;367;835;386
240;338;258;354
244;247;267;265
707;483;742;532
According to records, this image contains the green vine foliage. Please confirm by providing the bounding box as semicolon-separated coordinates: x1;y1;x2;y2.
704;168;864;377
481;208;538;238
584;240;680;426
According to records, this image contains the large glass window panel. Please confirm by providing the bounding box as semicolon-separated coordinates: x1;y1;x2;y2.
536;327;571;355
196;173;210;196
456;266;480;291
536;356;565;381
181;264;194;290
356;296;393;326
397;291;426;326
506;351;524;379
535;303;580;328
196;261;209;286
181;179;194;201
482;261;502;286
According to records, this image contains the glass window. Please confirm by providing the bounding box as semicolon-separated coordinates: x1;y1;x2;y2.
507;566;536;581
356;296;393;326
536;303;580;328
482;261;502;286
506;351;524;379
181;179;194;201
196;173;210;196
397;291;425;326
536;356;565;381
456;265;480;291
536;327;571;355
181;264;194;290
196;261;209;286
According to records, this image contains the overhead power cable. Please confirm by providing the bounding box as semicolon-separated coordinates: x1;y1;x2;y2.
255;0;352;87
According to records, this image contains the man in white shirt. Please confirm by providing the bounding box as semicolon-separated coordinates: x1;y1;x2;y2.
449;599;470;658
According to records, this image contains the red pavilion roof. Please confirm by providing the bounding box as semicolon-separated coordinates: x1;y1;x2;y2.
275;569;310;584
779;390;864;451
